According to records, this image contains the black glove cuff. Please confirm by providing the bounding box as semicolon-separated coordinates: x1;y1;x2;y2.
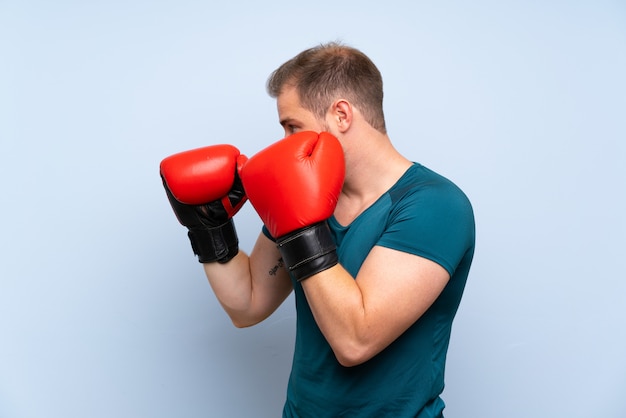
276;221;338;282
188;219;239;264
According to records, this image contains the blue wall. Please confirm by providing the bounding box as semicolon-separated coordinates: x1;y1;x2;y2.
1;1;625;417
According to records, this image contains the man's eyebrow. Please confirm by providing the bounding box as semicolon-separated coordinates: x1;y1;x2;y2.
279;117;294;127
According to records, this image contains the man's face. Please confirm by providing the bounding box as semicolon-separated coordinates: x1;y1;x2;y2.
276;86;329;138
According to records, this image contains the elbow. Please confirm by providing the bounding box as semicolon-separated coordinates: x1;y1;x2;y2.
231;319;251;329
230;317;261;328
333;341;376;367
229;312;267;329
336;355;364;368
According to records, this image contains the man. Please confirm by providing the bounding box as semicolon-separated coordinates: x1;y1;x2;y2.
160;42;475;417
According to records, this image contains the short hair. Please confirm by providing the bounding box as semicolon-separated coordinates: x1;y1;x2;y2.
266;42;387;134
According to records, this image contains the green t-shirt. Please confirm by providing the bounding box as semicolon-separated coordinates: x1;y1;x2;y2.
281;163;475;418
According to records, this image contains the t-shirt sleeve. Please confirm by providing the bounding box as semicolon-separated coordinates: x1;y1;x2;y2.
377;182;475;277
261;224;276;241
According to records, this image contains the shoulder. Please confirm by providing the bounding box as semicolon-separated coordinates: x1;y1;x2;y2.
380;164;475;274
389;163;473;218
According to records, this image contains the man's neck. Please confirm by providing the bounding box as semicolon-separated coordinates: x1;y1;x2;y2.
334;131;413;226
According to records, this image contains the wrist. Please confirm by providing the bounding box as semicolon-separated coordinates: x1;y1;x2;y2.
276;221;338;282
188;219;239;264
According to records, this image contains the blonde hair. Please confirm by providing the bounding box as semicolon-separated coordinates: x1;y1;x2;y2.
267;42;386;134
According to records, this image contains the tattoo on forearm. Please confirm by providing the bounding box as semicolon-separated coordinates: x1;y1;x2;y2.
269;258;284;276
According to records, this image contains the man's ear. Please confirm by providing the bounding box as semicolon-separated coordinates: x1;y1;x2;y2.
330;99;352;133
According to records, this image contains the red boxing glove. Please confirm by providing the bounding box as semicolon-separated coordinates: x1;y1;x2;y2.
160;144;247;263
240;131;345;281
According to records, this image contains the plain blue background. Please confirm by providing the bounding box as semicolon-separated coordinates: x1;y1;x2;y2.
1;1;625;417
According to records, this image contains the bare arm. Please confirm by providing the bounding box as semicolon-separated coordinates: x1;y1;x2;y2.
203;232;293;328
300;245;450;367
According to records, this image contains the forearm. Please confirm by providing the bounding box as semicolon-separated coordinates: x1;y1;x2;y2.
301;246;451;367
204;233;293;327
204;251;255;320
300;265;375;366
